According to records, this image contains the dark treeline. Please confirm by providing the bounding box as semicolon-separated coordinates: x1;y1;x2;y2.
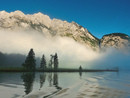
22;48;59;71
0;51;40;67
0;48;59;71
0;52;25;67
0;49;119;72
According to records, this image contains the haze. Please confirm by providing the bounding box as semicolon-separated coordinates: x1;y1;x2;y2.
0;30;129;69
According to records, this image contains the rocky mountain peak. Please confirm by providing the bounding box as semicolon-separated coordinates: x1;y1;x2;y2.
0;10;99;50
0;10;129;51
11;10;25;16
100;33;130;50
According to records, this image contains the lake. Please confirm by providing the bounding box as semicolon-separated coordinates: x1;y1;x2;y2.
0;71;130;98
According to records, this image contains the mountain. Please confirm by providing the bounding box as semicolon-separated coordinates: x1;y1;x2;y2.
100;33;130;50
0;10;129;50
0;10;99;50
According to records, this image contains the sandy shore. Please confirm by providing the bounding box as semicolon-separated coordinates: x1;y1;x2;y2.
21;80;129;98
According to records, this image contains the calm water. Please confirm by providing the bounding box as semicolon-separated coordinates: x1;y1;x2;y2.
0;71;130;98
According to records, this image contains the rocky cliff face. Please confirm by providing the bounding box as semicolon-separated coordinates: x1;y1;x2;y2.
0;10;99;50
0;10;129;51
100;33;130;50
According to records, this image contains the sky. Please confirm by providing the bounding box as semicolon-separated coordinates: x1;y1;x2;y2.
0;0;130;38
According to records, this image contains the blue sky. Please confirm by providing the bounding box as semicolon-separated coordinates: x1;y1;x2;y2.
0;0;130;38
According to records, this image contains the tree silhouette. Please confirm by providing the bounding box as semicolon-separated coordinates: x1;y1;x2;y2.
22;49;36;71
40;54;46;70
48;54;54;69
79;65;82;71
54;53;58;69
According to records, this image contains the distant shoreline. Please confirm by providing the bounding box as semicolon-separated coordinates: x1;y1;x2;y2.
0;68;119;72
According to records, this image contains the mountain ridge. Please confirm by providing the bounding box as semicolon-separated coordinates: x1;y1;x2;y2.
100;33;130;50
0;10;129;50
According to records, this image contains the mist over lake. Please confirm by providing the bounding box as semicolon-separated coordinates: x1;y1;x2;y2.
0;0;130;97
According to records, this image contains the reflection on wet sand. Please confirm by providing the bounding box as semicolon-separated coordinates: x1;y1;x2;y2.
21;72;62;97
19;72;130;98
79;72;82;78
53;82;128;98
21;72;35;95
48;73;53;87
43;72;62;98
53;73;62;90
39;73;46;90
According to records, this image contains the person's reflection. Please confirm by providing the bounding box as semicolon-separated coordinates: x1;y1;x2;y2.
21;72;35;95
79;72;82;77
39;73;46;89
48;72;52;86
79;72;82;78
53;73;61;90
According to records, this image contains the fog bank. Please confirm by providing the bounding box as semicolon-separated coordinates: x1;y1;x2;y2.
0;30;129;69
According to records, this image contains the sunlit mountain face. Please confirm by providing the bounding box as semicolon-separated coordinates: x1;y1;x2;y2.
0;10;130;69
0;0;130;98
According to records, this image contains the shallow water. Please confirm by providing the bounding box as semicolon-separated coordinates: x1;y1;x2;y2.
0;71;130;98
